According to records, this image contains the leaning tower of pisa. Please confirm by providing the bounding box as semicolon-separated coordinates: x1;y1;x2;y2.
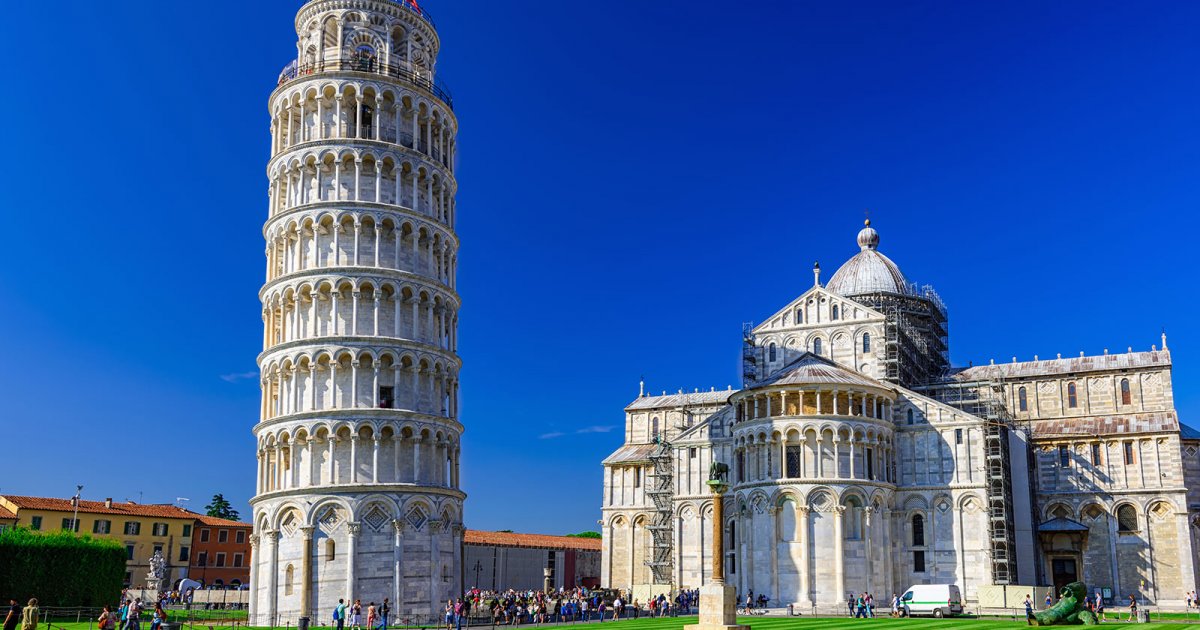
250;0;461;624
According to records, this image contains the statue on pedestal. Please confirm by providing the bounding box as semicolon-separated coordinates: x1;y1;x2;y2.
684;461;749;630
146;550;166;592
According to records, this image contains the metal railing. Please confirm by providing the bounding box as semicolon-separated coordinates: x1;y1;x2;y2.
300;0;435;27
279;58;454;109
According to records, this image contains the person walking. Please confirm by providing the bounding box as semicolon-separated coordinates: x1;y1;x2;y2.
335;599;347;630
444;600;454;630
846;595;854;618
98;606;116;630
367;602;377;630
1126;595;1137;622
1045;593;1053;610
150;604;164;630
19;599;37;630
351;600;363;630
4;599;20;630
454;598;465;630
1024;595;1035;626
1096;595;1105;621
380;598;390;630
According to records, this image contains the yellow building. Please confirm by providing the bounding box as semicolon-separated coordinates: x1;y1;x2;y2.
0;495;199;587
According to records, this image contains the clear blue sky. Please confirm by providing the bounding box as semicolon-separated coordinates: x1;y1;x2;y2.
1;1;1197;534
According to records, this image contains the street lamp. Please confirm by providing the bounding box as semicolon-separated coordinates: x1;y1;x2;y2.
70;485;83;534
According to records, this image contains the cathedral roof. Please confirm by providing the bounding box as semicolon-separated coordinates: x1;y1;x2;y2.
1181;424;1200;440
601;443;658;465
626;388;735;411
754;352;888;391
825;220;913;297
953;349;1170;380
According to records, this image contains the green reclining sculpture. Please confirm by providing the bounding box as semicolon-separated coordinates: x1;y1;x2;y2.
1035;582;1098;625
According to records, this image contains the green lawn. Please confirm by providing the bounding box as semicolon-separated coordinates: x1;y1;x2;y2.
39;614;1200;630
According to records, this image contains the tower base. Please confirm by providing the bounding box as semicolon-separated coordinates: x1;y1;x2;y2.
684;583;750;630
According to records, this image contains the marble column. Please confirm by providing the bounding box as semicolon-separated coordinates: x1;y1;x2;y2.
299;526;315;619
345;522;360;602
833;507;845;604
797;505;811;606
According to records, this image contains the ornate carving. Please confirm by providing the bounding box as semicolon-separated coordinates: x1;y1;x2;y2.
347;522;362;536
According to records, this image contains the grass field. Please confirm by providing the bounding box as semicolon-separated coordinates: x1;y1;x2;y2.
38;614;1200;630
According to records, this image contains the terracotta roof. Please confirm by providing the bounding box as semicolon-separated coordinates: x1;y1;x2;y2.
0;505;15;520
464;530;601;551
1029;413;1179;438
194;515;252;528
1;496;201;519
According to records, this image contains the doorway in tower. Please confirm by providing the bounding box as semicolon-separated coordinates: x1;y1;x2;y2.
1050;557;1079;596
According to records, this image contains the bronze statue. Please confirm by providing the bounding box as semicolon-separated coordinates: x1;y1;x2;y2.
1035;582;1098;625
708;461;729;482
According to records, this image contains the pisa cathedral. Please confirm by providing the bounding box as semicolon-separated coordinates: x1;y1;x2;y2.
601;221;1200;607
249;0;462;624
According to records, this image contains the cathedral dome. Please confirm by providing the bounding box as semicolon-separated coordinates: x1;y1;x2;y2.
826;220;911;296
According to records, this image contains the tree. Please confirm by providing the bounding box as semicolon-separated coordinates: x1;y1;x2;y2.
566;531;601;539
205;493;241;521
0;527;124;606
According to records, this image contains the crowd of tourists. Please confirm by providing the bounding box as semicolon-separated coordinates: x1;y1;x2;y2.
331;598;394;630
457;587;699;626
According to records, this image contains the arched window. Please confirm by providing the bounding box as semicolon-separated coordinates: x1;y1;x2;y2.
832;305;839;320
813;338;823;356
907;409;914;425
768;343;777;362
1067;382;1078;408
1120;378;1131;405
284;564;295;595
1018;386;1028;412
912;514;925;546
325;539;336;561
796;309;803;324
844;499;863;539
651;417;660;441
862;333;870;353
1117;505;1138;532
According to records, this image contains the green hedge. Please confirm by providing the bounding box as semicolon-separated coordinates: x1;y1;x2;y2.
0;527;126;606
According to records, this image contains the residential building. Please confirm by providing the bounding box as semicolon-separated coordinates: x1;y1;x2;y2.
0;495;198;587
464;531;601;592
190;515;254;588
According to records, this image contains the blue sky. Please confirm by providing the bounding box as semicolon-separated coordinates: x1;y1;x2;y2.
1;0;1198;534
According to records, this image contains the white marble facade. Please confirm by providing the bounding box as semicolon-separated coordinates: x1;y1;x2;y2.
251;0;462;624
601;222;1200;607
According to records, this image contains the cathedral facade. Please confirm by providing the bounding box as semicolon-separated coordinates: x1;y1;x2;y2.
600;222;1200;608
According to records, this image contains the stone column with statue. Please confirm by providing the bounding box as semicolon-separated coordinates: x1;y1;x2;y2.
685;461;749;630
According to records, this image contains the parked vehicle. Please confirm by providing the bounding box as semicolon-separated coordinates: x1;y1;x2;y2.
899;584;963;618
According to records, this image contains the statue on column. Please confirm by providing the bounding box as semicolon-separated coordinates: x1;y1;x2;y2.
708;461;729;483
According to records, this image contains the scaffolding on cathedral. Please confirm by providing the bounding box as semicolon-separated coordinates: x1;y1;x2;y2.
645;435;675;585
853;287;949;387
917;377;1023;586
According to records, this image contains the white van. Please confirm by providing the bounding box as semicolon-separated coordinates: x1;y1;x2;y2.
899;584;964;617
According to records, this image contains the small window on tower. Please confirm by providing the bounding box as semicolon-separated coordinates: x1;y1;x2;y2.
832;305;839;320
1067;382;1078;408
862;333;870;353
813;338;823;356
1091;443;1102;466
907;409;914;425
1018;387;1028;412
768;343;777;362
379;386;394;408
1059;445;1071;468
1120;379;1131;405
955;429;963;445
1123;442;1135;465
